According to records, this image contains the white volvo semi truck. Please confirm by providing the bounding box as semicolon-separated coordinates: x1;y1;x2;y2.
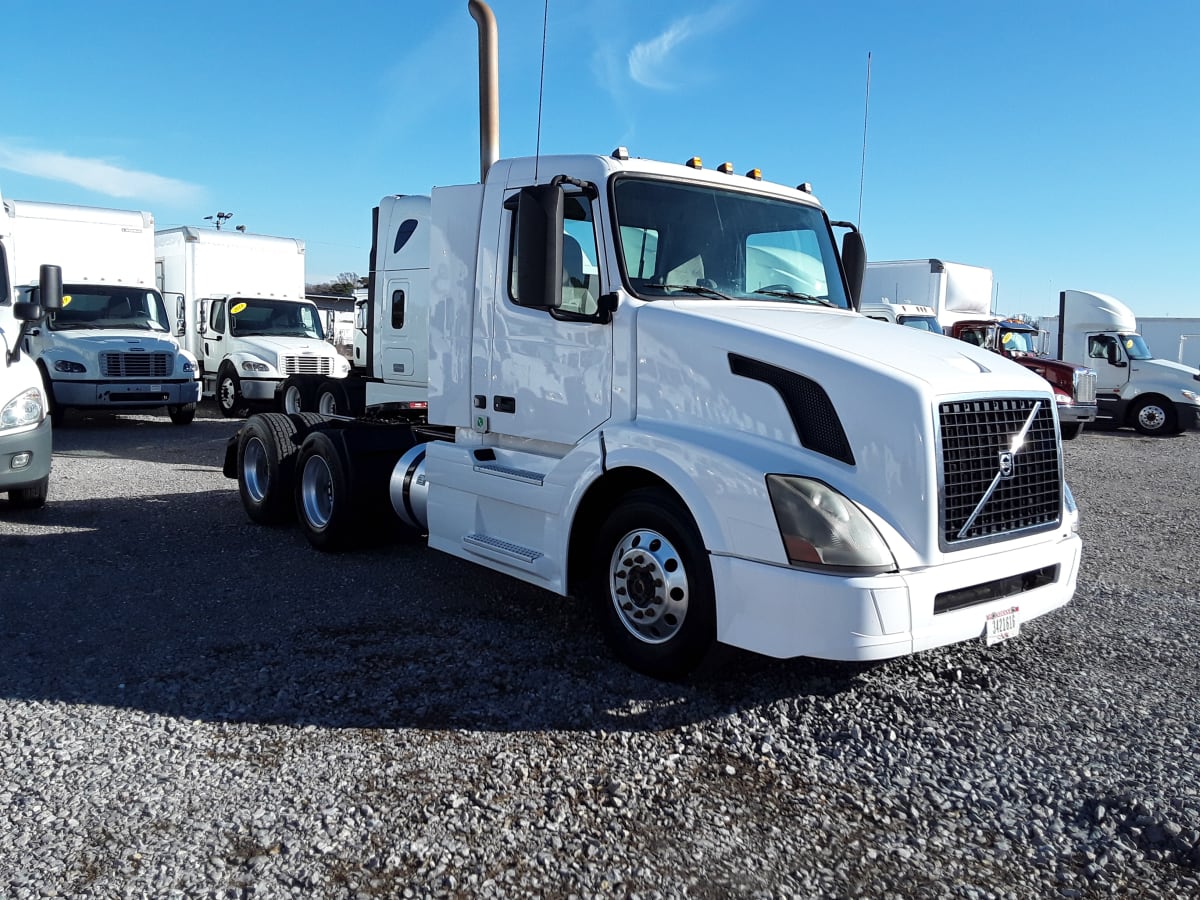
225;0;1082;678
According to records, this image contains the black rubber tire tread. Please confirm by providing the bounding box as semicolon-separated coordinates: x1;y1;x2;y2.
592;487;716;680
237;413;307;525
7;476;49;509
294;430;360;552
167;403;196;425
1131;396;1177;436
278;375;317;414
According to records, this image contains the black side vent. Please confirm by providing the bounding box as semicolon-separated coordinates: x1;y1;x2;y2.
729;353;855;466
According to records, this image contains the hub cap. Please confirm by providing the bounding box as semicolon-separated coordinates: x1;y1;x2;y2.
1138;404;1166;431
300;455;334;529
242;437;269;503
609;528;688;644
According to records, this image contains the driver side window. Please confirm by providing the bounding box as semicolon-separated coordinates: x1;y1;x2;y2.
508;191;601;317
210;299;226;334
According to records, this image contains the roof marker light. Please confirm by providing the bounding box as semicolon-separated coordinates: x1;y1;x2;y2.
717;161;734;174
685;156;703;169
796;182;813;193
612;146;630;160
745;168;762;180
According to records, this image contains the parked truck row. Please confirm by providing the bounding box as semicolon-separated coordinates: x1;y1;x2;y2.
218;0;1082;678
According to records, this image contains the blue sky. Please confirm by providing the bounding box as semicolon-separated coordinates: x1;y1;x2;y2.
3;1;1197;317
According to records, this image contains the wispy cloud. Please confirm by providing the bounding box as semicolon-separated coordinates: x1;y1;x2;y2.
0;141;203;206
627;6;733;91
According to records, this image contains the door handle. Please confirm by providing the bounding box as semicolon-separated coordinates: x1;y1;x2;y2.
493;395;515;413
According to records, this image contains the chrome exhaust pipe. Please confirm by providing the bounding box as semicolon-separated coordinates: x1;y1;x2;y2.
468;0;499;181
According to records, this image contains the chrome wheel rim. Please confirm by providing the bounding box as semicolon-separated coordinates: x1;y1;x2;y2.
219;377;237;411
609;528;688;644
300;455;334;530
283;385;303;413
318;391;338;415
1138;404;1166;431
242;436;269;503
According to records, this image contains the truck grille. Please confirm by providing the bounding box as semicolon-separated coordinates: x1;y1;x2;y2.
939;398;1061;546
1073;369;1097;404
100;352;172;378
282;356;333;375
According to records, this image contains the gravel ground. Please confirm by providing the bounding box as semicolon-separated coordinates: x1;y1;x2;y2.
1;403;1198;899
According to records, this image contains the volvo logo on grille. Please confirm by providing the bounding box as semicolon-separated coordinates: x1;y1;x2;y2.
998;450;1014;477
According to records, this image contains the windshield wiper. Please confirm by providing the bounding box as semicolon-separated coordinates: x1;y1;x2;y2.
752;289;837;307
643;283;739;301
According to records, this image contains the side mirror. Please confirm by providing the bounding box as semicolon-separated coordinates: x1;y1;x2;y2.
1106;343;1125;367
198;299;209;335
515;184;564;310
39;264;63;312
169;293;186;336
13;300;42;323
839;229;866;310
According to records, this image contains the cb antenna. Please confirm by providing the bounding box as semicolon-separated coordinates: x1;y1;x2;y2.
857;51;872;229
534;0;549;184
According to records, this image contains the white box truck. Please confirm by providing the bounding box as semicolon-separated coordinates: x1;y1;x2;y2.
1040;290;1200;435
861;258;994;330
155;227;350;417
224;0;1081;678
3;201;201;425
0;188;63;507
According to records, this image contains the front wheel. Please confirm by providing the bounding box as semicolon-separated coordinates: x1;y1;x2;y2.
168;403;196;425
217;365;246;419
7;476;49;509
1131;396;1177;436
592;487;716;679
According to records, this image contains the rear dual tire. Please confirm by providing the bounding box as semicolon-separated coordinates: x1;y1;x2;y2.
237;412;326;524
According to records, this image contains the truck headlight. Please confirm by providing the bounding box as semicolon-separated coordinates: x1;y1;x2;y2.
241;360;270;373
53;360;87;374
182;359;197;373
1181;389;1200;405
336;356;351;375
766;475;895;571
1;388;45;431
1063;481;1080;534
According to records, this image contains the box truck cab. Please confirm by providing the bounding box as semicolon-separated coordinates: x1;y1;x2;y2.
1049;290;1200;436
860;300;943;333
4;201;200;425
155;227;349;417
861;259;995;330
0;190;63;507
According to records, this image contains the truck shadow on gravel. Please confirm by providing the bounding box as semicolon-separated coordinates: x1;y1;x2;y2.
1;489;886;734
50;405;242;469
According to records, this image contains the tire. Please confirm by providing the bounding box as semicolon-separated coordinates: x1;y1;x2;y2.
167;403;196;425
1131;396;1177;436
217;364;246;419
1060;422;1084;441
316;382;348;416
237;413;316;525
592;487;716;679
7;476;49;509
278;376;313;414
295;430;359;551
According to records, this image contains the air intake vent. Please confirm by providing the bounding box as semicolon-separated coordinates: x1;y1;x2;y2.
100;352;171;378
282;356;333;376
939;398;1061;547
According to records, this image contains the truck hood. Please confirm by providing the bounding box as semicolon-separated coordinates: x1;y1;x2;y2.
634;301;1057;563
237;336;340;359
1142;357;1200;380
46;330;182;354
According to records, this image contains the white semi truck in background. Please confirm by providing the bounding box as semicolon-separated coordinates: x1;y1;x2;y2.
225;0;1081;678
155;227;349;417
3;201;200;425
0;188;64;508
1040;290;1200;435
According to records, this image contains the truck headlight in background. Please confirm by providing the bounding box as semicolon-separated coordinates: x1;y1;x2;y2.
182;359;197;373
336;356;351;375
53;360;87;374
1;388;45;431
766;475;896;572
241;360;270;373
1181;389;1200;405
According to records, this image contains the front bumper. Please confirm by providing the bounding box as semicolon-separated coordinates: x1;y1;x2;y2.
713;531;1082;661
0;417;52;492
241;377;283;401
1059;402;1098;425
1176;401;1200;432
52;378;201;409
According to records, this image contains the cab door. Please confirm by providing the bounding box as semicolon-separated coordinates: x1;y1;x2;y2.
479;189;612;447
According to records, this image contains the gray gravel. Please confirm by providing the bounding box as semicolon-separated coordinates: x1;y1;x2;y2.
2;403;1198;899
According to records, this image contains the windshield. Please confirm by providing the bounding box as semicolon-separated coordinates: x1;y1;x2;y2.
998;327;1038;354
898;315;942;334
612;176;850;309
229;298;324;339
1119;333;1153;360
49;286;170;332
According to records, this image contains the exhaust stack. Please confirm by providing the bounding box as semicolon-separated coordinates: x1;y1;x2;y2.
468;0;499;181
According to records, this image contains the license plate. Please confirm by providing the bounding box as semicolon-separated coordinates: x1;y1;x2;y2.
985;606;1020;645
